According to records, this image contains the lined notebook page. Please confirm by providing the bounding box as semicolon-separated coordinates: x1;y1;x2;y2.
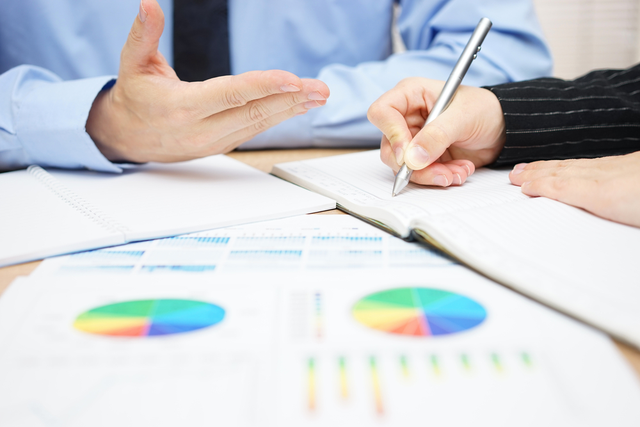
273;150;529;237
48;155;335;242
0;170;123;267
283;150;529;216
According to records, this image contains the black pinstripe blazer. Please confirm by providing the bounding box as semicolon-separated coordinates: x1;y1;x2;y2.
486;64;640;166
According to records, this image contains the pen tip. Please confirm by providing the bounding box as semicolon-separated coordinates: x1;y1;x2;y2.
391;191;397;197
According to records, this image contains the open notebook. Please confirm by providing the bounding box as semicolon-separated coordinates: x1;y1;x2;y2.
0;155;334;267
272;150;640;348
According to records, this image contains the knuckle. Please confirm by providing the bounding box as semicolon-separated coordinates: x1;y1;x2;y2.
387;128;407;146
283;93;301;108
250;117;271;134
247;102;269;123
367;103;383;122
223;90;247;108
127;28;144;47
397;77;420;89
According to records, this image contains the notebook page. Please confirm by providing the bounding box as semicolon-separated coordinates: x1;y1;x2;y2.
299;150;528;212
415;197;640;347
273;150;528;237
0;170;124;267
47;155;335;242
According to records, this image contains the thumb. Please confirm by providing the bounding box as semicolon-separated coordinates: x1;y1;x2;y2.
121;0;165;73
404;110;462;171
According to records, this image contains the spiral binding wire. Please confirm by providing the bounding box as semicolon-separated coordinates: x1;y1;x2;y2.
27;166;131;237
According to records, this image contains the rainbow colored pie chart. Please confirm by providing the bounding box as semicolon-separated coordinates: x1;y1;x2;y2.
353;287;486;337
73;299;225;337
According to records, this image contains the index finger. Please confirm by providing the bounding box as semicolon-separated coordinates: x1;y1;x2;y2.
187;70;309;117
367;88;415;167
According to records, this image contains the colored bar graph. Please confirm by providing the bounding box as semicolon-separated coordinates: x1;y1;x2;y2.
314;292;323;339
400;355;410;378
339;356;348;399
235;236;305;248
430;354;441;376
461;353;471;371
308;358;316;412
491;353;504;372
521;352;533;368
157;236;230;247
140;265;216;273
70;250;144;261
369;356;384;415
311;236;382;247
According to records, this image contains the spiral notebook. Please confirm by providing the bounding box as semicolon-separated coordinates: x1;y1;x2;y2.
0;155;334;267
272;150;640;348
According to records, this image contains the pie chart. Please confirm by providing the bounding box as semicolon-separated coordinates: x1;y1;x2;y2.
73;299;225;337
352;287;486;337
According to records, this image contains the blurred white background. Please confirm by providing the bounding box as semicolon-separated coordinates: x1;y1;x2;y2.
533;0;640;78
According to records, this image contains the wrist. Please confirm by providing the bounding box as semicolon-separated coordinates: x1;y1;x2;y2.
86;86;130;162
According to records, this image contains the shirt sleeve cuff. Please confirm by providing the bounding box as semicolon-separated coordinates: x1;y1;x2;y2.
16;73;122;173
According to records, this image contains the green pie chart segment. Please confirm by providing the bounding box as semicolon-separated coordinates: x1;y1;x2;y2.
74;299;225;337
352;288;486;337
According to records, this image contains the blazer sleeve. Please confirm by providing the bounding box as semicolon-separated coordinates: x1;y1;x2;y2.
486;64;640;166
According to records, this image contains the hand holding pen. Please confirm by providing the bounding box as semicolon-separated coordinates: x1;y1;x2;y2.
367;18;493;196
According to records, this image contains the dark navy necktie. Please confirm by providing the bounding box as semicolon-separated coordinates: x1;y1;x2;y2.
173;0;231;81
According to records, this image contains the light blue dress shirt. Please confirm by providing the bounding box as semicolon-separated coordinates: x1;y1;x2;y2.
0;0;552;172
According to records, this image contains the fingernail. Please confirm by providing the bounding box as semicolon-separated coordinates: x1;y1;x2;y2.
452;173;462;185
463;164;471;175
433;175;449;187
308;92;326;101
280;84;300;93
304;101;321;109
407;145;430;168
394;146;404;166
512;163;527;175
138;0;147;23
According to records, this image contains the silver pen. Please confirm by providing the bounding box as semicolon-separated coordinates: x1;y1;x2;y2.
391;17;492;197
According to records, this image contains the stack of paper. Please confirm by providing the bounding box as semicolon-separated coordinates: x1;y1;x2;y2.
0;216;638;426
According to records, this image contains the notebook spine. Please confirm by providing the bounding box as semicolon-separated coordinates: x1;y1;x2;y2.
27;166;130;237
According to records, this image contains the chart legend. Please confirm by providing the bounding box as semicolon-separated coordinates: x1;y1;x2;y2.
73;299;225;337
352;287;486;337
